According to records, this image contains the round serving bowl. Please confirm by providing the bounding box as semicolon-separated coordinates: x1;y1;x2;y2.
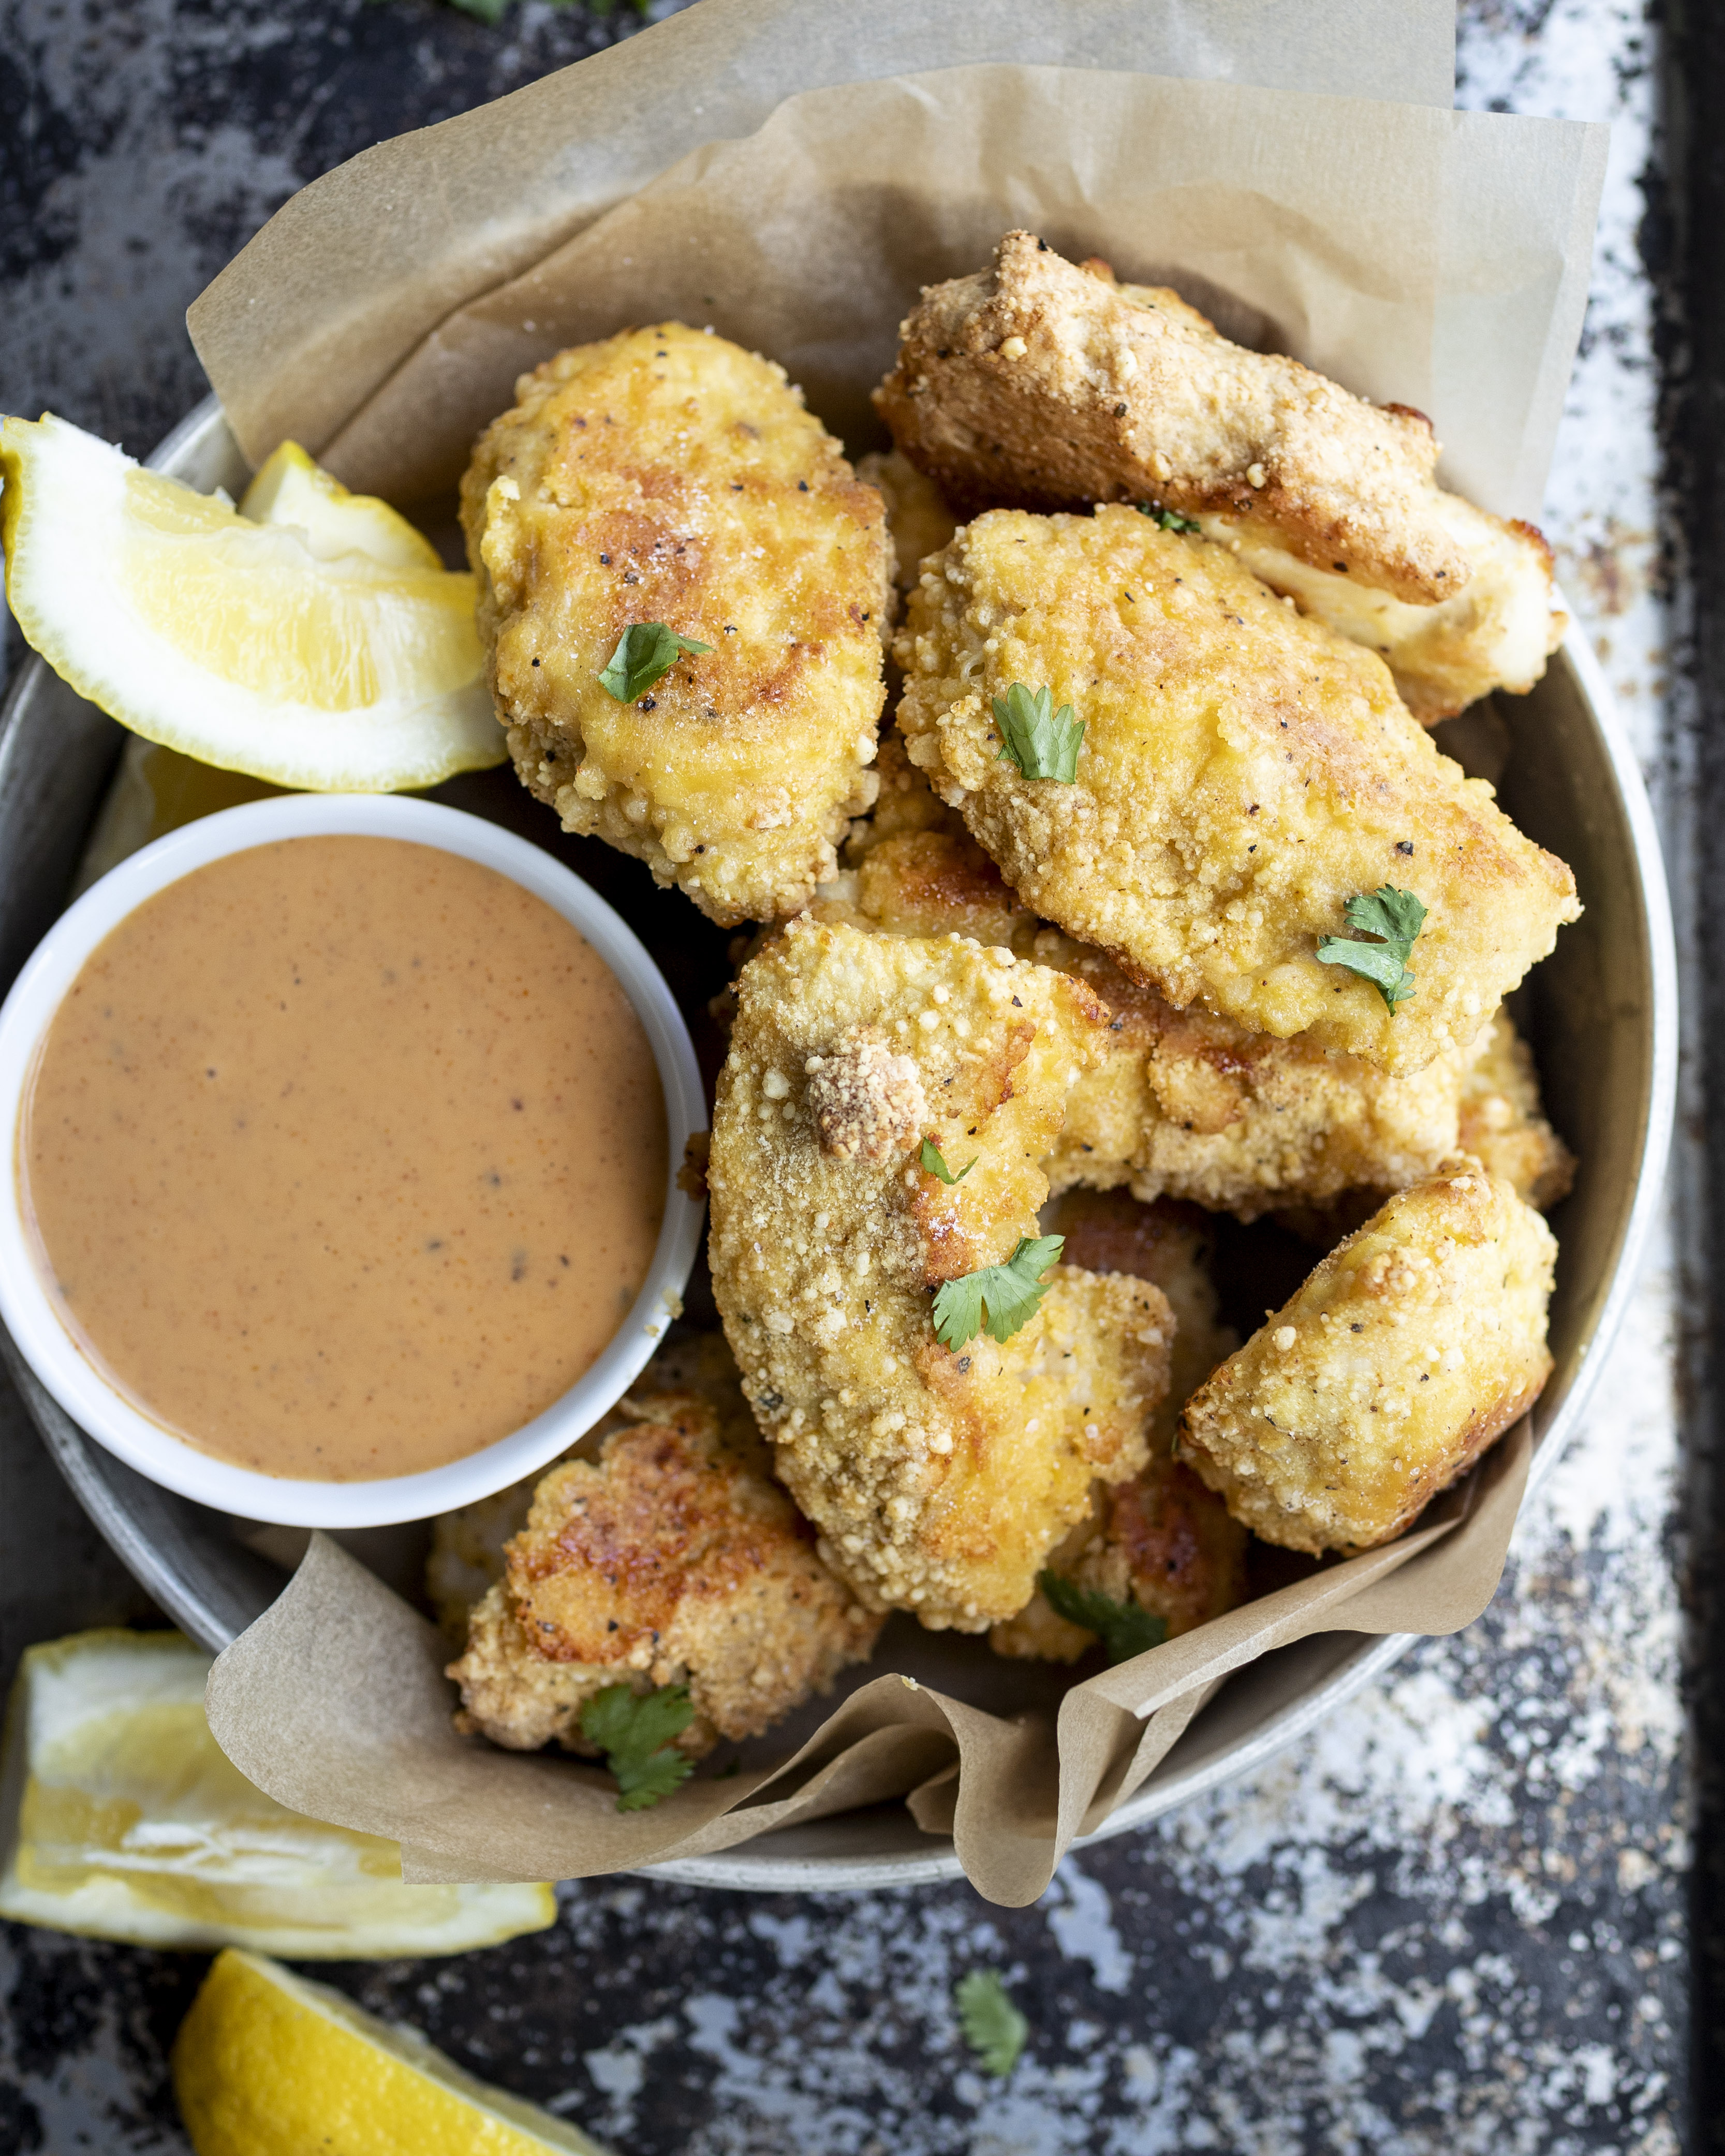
0;397;1677;1889
0;790;707;1530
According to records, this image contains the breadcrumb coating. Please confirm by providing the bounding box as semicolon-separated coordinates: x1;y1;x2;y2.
876;231;1562;719
708;917;1173;1630
445;1390;881;1755
856;448;960;597
814;798;1572;1218
991;1193;1246;1662
894;505;1580;1073
462;322;892;925
1178;1159;1556;1554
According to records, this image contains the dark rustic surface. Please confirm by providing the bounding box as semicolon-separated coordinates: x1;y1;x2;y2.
0;2;1691;2150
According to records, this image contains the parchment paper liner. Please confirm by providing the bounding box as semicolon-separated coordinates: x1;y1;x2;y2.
189;10;1605;1907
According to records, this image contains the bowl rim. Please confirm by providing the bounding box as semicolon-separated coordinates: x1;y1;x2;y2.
0;790;708;1528
0;397;1679;1891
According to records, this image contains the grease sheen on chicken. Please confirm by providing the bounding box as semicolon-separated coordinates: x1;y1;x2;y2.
895;506;1580;1073
462;322;892;925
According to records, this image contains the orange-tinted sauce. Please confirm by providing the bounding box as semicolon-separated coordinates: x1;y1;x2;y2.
19;835;668;1480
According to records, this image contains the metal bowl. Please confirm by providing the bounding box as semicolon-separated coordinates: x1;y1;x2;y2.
0;397;1677;1892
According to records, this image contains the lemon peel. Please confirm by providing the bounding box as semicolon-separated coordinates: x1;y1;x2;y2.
0;1629;554;1958
0;414;506;791
173;1949;610;2155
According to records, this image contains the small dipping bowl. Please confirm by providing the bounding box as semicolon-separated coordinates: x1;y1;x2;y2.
0;792;707;1528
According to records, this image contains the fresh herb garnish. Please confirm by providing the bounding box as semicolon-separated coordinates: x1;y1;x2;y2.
598;623;713;704
921;1138;978;1186
992;683;1084;783
1315;884;1428;1012
1138;503;1201;534
955;1969;1028;2078
579;1683;695;1811
932;1235;1063;1351
1038;1570;1169;1664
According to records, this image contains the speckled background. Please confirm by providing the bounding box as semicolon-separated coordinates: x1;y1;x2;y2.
0;3;1693;2150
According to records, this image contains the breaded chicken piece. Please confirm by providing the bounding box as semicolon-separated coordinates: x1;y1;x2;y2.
462;323;892;926
427;1332;758;1637
877;232;1562;720
445;1392;882;1756
1178;1158;1556;1554
856;449;960;598
992;1193;1246;1663
709;917;1173;1630
895;505;1580;1074
815;806;1572;1218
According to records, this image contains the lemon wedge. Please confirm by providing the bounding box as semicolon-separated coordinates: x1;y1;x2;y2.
174;1949;611;2156
0;1629;555;1958
0;413;506;790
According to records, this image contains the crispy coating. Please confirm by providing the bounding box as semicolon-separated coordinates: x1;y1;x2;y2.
894;505;1580;1073
991;1194;1246;1662
876;232;1562;719
445;1391;882;1755
708;917;1173;1630
856;449;960;597
462;323;892;926
427;1332;757;1637
815;803;1572;1218
1178;1159;1556;1554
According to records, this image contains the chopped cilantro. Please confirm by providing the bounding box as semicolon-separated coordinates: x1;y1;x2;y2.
579;1683;695;1811
992;683;1084;782
598;623;713;703
1138;503;1201;533
1038;1570;1169;1664
955;1969;1028;2077
932;1235;1063;1351
1316;884;1428;1011
921;1138;978;1186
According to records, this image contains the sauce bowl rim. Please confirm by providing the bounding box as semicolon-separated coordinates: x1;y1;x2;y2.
0;790;708;1527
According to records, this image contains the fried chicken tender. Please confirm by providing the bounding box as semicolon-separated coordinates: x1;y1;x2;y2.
461;323;892;926
992;1193;1246;1663
708;917;1173;1630
815;802;1573;1218
876;232;1562;719
1178;1158;1556;1554
895;505;1580;1074
445;1390;882;1756
855;449;960;597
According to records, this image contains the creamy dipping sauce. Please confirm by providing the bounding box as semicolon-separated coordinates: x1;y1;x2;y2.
19;835;668;1480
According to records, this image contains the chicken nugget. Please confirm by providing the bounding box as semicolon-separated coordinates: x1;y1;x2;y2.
877;231;1561;719
1178;1158;1556;1554
895;506;1579;1073
445;1392;881;1755
856;448;960;598
462;323;892;925
708;917;1173;1630
816;806;1571;1217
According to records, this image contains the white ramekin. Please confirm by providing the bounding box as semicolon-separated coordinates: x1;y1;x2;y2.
0;791;707;1528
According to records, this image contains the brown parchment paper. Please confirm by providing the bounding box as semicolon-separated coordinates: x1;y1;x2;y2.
187;0;1458;480
194;8;1608;1907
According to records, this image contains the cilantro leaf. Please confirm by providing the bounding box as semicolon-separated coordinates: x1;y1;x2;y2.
932;1235;1064;1351
1038;1570;1169;1664
921;1138;978;1186
955;1969;1028;2078
598;623;714;704
579;1683;695;1812
1315;884;1427;1012
992;683;1084;782
1138;503;1201;534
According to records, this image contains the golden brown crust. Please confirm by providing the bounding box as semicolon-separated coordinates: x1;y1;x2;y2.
445;1393;881;1754
707;917;1173;1630
856;448;961;596
1456;1009;1575;1210
462;322;892;926
1177;1159;1556;1554
876;232;1561;715
817;801;1573;1218
894;506;1580;1073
